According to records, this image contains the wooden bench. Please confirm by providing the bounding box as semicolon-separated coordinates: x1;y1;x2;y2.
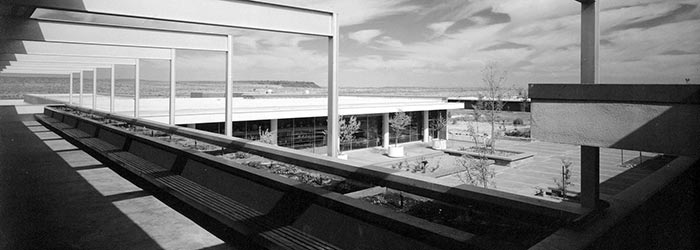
62;128;91;138
36;108;477;250
36;114;342;250
80;138;121;152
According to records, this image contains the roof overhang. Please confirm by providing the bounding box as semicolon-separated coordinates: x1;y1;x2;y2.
0;0;336;73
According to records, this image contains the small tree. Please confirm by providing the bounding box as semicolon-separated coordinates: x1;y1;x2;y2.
389;112;411;147
471;95;485;135
456;154;495;189
429;113;447;139
553;159;574;198
258;127;275;145
475;62;507;153
339;115;361;152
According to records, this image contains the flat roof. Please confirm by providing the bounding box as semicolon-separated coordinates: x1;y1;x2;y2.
26;94;463;124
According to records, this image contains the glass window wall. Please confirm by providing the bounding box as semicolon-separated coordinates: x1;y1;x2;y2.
429;110;448;139
389;111;423;144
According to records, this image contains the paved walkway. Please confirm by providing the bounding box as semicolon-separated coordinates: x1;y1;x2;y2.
0;105;234;250
345;137;659;199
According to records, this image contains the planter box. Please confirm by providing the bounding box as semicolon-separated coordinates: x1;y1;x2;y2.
546;186;580;200
431;139;447;150
388;146;404;158
442;148;534;166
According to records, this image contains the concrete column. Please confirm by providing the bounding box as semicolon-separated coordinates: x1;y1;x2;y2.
580;0;600;209
110;65;115;113
169;49;176;125
134;59;140;118
68;73;73;104
423;110;430;142
225;35;233;137
445;111;450;140
326;13;339;157
382;113;390;148
92;68;97;110
79;71;84;107
270;119;278;145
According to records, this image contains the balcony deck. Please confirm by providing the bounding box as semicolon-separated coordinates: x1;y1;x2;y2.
2;101;696;250
0;104;235;249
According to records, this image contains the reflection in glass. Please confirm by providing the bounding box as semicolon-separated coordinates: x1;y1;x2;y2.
114;64;136;116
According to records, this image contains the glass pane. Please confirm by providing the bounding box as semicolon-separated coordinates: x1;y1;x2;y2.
174;49;226;126
294;117;314;150
139;59;171;123
277;118;293;148
232;121;246;139
95;68;111;112
114;64;135;117
82;70;93;108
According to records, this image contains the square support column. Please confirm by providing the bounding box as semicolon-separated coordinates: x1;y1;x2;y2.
110;65;115;113
383;113;390;148
79;71;84;107
68;73;73;104
580;0;600;209
134;59;140;118
169;49;176;125
270;119;278;145
92;68;97;110
423;110;430;142
225;35;234;137
326;13;339;157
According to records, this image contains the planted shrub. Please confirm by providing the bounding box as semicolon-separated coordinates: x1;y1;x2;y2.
512;118;523;126
455;154;495;189
553;159;574;198
258;128;275;145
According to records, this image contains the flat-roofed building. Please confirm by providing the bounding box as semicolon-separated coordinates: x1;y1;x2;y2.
25;93;462;153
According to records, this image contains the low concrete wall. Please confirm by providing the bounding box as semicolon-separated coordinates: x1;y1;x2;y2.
24;94;63;105
43;106;473;250
530;84;700;157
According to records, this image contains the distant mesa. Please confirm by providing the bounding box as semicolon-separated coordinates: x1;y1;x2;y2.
233;80;320;88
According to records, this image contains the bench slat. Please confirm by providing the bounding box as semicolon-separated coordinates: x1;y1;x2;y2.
110;152;166;175
63;128;91;138
110;151;340;250
157;175;338;249
80;138;120;152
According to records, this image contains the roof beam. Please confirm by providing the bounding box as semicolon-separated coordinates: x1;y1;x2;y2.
9;0;333;36
0;69;77;74
5;19;228;51
2;61;113;69
3;65;100;71
0;54;136;65
0;40;171;60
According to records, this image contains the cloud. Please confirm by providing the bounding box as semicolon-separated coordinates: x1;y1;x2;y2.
427;21;455;38
268;0;419;26
374;36;404;49
188;0;700;88
347;29;382;44
480;41;530;51
606;3;698;33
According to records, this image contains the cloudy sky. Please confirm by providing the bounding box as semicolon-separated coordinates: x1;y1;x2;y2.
212;0;698;88
94;0;692;89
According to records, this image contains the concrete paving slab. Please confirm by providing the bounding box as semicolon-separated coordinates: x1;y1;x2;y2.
57;150;103;168
42;139;79;151
28;125;50;132
34;131;62;140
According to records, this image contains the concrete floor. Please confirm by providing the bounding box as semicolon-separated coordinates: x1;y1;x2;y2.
0;105;234;250
344;136;659;199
